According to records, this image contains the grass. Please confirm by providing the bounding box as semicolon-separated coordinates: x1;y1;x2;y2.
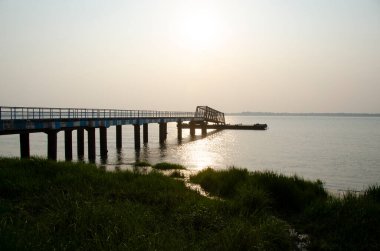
1;158;379;250
133;161;151;167
152;162;186;170
0;158;295;251
169;170;185;179
190;167;380;250
301;191;380;250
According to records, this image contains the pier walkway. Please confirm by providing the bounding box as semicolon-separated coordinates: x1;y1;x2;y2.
0;106;264;161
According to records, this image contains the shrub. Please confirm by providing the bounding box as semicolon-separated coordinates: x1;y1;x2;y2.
133;161;151;167
153;162;186;170
191;168;327;214
170;170;185;178
190;167;249;198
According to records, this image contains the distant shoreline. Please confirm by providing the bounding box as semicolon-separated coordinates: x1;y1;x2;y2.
226;112;380;117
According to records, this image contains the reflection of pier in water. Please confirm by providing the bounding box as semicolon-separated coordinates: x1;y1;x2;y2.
0;106;266;162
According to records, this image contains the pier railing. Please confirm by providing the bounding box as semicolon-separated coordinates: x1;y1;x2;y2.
0;106;196;120
195;106;225;124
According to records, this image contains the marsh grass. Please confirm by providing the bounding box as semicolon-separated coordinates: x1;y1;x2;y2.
0;158;294;251
133;161;151;167
301;188;380;251
190;167;380;250
153;162;186;170
169;170;185;179
190;167;327;214
1;158;378;250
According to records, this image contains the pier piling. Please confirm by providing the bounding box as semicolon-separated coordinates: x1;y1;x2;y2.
116;125;122;149
190;122;195;136
47;130;58;160
134;124;141;149
64;130;73;161
87;128;96;162
77;128;84;158
177;121;182;140
201;122;207;136
100;127;107;158
143;123;148;143
20;133;30;159
159;122;167;143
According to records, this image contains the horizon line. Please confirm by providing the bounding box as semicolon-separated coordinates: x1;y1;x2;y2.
226;112;380;117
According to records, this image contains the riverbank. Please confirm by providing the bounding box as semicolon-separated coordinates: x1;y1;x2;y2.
1;158;379;250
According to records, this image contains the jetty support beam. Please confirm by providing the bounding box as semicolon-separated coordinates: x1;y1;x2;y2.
64;129;73;161
116;125;122;149
177;121;182;140
20;133;30;159
87;128;96;162
100;127;107;158
77;128;84;159
143;123;148;143
134;124;141;149
201;122;207;136
47;130;58;160
190;121;195;136
159;122;167;143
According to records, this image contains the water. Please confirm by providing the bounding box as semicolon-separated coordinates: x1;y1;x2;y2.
1;116;379;192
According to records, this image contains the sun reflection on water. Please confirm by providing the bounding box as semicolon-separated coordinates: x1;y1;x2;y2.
177;130;229;171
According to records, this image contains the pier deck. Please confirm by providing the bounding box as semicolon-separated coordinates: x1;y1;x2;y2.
181;123;268;130
0;105;267;161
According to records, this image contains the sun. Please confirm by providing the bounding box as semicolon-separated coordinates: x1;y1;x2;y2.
178;9;222;51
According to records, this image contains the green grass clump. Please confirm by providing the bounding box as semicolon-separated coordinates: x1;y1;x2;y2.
153;162;186;170
364;185;380;202
169;170;185;178
302;187;380;250
190;167;327;214
190;167;380;250
190;167;249;198
0;158;294;251
133;161;151;167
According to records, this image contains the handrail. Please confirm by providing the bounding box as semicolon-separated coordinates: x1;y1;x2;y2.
0;106;198;120
195;106;225;124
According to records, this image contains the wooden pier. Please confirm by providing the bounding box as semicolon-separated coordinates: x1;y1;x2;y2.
0;105;267;161
180;123;268;130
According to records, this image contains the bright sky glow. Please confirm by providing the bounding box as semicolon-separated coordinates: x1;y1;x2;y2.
0;0;379;113
177;8;223;51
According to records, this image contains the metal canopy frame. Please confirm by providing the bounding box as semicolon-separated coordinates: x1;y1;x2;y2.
195;106;225;125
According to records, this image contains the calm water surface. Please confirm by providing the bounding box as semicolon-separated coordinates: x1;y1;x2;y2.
1;116;379;192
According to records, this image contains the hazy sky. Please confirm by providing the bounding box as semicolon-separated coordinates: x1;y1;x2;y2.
1;0;379;113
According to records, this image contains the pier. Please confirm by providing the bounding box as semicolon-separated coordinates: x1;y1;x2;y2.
180;123;268;131
0;106;266;161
